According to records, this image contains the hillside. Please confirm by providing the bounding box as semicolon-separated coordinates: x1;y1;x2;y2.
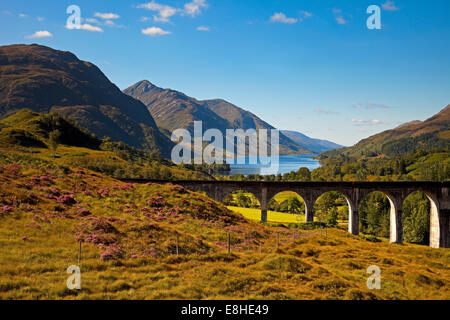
0;109;212;180
319;105;450;160
0;44;173;157
281;130;343;154
124;80;313;155
0;154;449;299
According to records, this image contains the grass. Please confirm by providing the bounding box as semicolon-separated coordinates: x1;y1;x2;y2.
0;149;449;300
228;206;306;223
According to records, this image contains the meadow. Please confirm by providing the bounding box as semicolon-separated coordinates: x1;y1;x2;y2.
228;206;305;223
0;158;449;300
0;110;448;300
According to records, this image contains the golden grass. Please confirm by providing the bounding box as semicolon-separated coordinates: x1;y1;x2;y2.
0;153;449;300
228;206;305;223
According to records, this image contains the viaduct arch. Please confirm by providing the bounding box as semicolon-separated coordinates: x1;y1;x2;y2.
121;179;450;249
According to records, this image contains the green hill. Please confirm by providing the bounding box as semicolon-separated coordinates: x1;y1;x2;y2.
319;105;450;161
0;109;212;180
0;44;173;157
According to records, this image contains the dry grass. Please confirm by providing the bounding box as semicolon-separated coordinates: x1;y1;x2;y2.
0;154;449;300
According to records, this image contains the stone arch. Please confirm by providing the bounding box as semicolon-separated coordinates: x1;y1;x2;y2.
401;190;432;246
221;189;261;209
358;189;403;243
313;190;356;231
267;191;306;222
358;191;396;241
402;189;446;248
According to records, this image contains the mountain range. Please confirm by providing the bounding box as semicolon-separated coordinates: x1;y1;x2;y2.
124;80;347;156
280;130;343;154
0;44;344;158
0;44;173;156
124;80;313;155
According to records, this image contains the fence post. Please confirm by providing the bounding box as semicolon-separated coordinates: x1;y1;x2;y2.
276;232;279;250
78;241;82;264
259;241;262;254
228;233;231;254
292;231;296;243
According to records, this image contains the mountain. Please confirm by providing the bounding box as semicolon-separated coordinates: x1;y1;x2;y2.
281;130;343;154
124;80;313;155
123;80;230;136
395;120;423;129
0;44;173;157
319;105;450;160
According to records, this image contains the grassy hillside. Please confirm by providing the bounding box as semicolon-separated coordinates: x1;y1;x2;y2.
313;105;450;182
0;109;212;180
0;152;449;300
319;105;449;161
0;44;173;156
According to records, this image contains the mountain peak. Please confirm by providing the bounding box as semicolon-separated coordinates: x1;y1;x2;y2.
124;80;164;96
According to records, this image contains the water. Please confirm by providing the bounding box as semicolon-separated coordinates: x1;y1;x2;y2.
224;154;321;176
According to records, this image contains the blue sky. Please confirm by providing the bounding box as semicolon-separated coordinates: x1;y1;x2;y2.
1;0;450;146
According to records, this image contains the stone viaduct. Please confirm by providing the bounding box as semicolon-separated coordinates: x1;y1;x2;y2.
121;179;450;249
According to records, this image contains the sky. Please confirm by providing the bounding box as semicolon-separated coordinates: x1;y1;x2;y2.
1;0;450;146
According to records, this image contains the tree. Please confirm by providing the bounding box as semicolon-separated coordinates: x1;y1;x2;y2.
288;196;304;213
49;130;61;158
295;167;311;181
326;207;339;227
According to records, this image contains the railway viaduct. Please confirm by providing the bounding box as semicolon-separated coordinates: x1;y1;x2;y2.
121;180;450;249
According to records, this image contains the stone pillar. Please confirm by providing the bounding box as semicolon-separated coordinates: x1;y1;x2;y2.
348;207;359;235
260;187;268;223
389;199;403;243
430;204;450;249
305;201;314;222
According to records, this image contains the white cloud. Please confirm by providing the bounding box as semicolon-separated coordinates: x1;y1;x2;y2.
37;17;45;22
142;26;171;36
196;25;210;31
27;30;53;39
184;0;208;17
353;102;392;109
332;8;347;25
85;18;101;24
95;12;120;20
79;24;104;32
352;119;385;125
19;13;28;18
137;1;179;22
315;109;339;115
382;1;399;11
270;12;298;24
335;16;347;25
367;102;391;109
299;11;313;19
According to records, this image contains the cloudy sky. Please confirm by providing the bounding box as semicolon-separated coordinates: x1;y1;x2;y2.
1;0;450;145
